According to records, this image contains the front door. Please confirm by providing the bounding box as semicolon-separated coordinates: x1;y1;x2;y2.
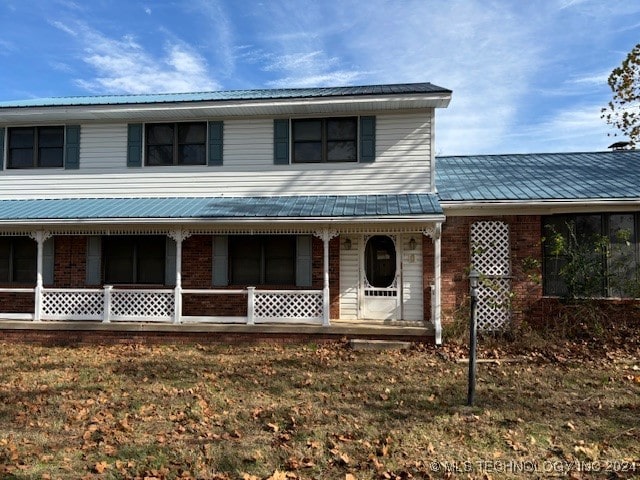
362;235;399;320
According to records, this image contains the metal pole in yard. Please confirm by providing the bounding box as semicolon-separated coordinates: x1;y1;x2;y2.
467;269;480;406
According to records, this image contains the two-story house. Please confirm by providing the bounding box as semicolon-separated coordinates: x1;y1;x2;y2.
0;83;453;343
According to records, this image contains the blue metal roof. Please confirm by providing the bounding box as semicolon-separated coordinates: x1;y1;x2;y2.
0;83;451;109
436;151;640;202
0;194;442;222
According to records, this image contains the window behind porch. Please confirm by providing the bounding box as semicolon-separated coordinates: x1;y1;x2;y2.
103;235;166;284
229;235;296;285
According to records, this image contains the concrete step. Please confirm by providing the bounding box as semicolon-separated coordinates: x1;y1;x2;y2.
349;339;413;351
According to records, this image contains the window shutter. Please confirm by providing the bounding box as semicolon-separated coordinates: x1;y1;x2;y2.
127;124;143;167
359;116;376;163
0;127;4;171
295;235;312;287
86;236;102;285
212;235;229;286
64;125;80;169
43;237;55;285
165;237;177;286
273;119;289;165
208;121;223;166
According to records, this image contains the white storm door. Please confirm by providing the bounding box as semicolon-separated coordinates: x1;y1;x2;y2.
361;235;400;320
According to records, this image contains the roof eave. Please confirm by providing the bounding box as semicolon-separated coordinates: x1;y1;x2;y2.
0;93;452;123
0;214;446;226
441;198;640;216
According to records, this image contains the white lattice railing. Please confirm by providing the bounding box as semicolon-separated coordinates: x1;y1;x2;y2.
109;289;174;322
40;287;175;322
252;289;323;324
42;289;104;321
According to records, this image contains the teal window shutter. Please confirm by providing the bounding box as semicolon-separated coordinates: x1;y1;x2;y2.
208;121;224;166
86;236;102;285
64;125;80;169
127;124;143;167
0;127;4;171
212;235;229;286
165;237;177;286
43;237;55;285
359;116;376;163
295;235;312;287
273;119;289;165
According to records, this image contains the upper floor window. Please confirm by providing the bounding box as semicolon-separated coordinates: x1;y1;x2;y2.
146;122;206;166
0;237;36;284
7;126;64;169
292;117;357;163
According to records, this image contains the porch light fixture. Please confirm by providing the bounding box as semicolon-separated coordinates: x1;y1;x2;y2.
469;269;480;291
344;238;352;250
408;237;417;250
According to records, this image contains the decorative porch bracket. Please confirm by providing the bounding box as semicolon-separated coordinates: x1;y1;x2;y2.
313;229;339;326
167;229;192;324
423;223;442;345
29;231;52;322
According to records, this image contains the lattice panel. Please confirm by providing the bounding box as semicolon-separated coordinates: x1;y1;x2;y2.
42;290;104;319
110;291;174;319
476;278;512;331
254;292;323;321
471;221;512;330
470;221;511;276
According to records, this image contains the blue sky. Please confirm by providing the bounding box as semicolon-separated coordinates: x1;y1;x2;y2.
0;0;638;155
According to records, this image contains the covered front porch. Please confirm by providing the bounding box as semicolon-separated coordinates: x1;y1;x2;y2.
0;194;445;343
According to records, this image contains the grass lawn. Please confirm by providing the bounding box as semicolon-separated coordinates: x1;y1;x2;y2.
0;335;638;479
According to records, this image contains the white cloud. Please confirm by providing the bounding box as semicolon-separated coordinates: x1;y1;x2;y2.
500;104;618;153
189;0;235;77
263;51;338;73
268;71;366;89
55;22;219;94
0;39;15;55
49;20;78;37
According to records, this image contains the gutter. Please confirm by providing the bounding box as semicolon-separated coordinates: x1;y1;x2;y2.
441;198;640;215
0;214;447;227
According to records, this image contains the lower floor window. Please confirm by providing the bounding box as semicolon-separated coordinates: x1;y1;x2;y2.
103;236;165;284
229;235;296;285
0;237;36;284
543;213;639;298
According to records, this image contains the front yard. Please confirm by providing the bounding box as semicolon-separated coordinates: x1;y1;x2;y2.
0;333;638;479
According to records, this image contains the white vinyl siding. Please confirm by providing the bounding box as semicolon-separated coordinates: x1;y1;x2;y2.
339;235;360;319
401;234;423;321
0;112;432;199
80;124;127;171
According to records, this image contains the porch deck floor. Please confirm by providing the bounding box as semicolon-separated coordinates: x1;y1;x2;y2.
0;319;434;341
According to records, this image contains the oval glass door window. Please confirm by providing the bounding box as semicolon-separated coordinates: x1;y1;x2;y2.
364;235;397;287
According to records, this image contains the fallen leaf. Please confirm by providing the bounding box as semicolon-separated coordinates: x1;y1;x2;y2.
94;461;109;473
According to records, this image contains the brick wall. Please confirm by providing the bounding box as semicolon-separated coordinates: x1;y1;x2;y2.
52;235;87;287
438;215;543;325
0;292;34;314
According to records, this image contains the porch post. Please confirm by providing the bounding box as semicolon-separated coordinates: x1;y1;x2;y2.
30;231;51;322
169;229;191;324
424;223;442;345
434;225;442;345
314;229;338;326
